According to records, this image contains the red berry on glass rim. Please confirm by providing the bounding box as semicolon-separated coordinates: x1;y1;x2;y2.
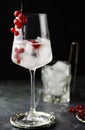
18;13;24;20
10;27;16;33
14;10;20;17
16;24;23;29
18;13;27;24
10;10;27;36
23;17;27;24
13;18;21;25
21;18;27;24
14;31;19;36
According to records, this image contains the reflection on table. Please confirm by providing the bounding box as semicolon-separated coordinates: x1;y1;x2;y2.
0;77;85;130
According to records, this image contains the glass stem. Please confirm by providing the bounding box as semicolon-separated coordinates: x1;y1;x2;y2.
29;69;36;113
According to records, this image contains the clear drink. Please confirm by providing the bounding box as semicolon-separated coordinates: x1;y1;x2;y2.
12;37;52;70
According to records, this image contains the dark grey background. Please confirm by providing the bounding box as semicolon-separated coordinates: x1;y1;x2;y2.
0;0;85;80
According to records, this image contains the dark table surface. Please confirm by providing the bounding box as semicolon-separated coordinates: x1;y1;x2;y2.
0;77;85;130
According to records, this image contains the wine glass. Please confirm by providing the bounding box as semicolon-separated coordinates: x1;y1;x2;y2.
10;13;56;129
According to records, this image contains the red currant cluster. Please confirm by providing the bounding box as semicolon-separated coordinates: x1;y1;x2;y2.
14;47;25;64
69;104;85;120
10;10;27;36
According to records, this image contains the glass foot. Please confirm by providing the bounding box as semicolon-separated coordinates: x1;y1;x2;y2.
10;111;56;129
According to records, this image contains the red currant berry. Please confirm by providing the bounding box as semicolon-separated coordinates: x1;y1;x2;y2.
75;108;79;113
31;40;40;49
10;27;16;33
14;10;20;17
14;31;19;36
69;107;75;113
14;47;19;53
78;113;83;119
76;104;84;110
16;24;23;29
83;116;85;120
33;44;41;49
13;19;21;25
18;13;24;20
77;107;85;120
18;48;25;53
83;111;85;116
23;17;27;24
10;11;27;36
15;53;19;59
17;58;21;64
31;40;38;43
78;109;83;114
22;17;27;24
18;13;27;24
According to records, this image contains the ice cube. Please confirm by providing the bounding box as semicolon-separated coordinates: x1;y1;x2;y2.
24;40;33;54
38;40;52;61
42;66;54;94
20;54;37;69
52;61;70;76
41;61;71;102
